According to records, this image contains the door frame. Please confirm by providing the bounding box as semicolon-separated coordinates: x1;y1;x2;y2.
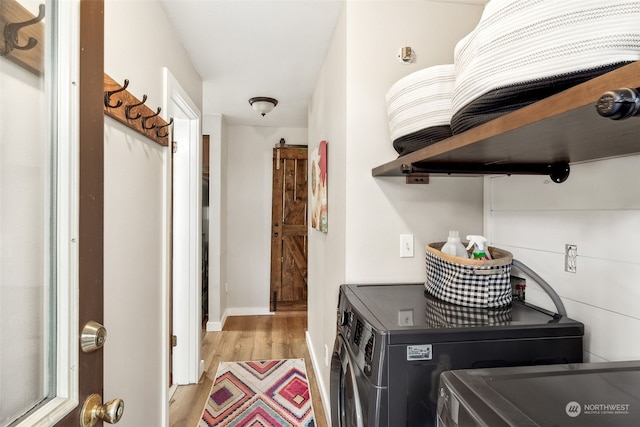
163;68;203;386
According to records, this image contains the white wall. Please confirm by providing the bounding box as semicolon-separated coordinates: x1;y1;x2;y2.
308;4;348;403
307;0;485;412
305;0;640;421
223;125;308;317
487;156;640;363
103;0;202;425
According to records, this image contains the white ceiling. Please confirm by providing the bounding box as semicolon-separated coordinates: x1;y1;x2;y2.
159;0;345;128
159;0;488;128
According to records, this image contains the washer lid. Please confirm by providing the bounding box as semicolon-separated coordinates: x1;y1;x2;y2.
346;283;583;341
441;361;640;427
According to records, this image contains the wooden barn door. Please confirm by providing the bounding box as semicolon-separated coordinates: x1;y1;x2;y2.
270;145;308;312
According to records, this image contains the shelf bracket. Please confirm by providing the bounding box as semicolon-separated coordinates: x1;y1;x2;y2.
401;161;570;183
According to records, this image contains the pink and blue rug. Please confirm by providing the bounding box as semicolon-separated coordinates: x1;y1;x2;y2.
199;358;316;426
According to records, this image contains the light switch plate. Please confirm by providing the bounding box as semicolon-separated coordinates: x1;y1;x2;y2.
400;234;414;258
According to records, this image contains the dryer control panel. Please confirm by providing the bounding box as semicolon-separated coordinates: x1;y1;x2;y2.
336;287;386;386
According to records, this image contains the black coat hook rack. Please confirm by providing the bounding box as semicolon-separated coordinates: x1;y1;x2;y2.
103;74;170;146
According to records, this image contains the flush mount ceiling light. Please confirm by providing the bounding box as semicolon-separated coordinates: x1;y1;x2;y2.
249;97;278;116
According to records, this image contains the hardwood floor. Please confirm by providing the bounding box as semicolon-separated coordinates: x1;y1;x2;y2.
168;312;329;427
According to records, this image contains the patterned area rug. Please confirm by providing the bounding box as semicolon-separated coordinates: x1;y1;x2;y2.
199;358;316;426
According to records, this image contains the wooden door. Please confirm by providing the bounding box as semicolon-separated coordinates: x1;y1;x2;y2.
270;146;308;311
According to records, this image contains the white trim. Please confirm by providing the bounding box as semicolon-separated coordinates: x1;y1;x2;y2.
223;307;274;317
306;331;332;426
16;399;78;427
206;320;224;332
203;113;224;335
168;384;178;400
163;68;202;388
206;307;273;332
56;0;80;405
207;307;275;332
160;85;172;427
54;0;81;417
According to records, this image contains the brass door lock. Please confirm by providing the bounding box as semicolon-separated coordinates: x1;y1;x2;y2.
81;320;107;353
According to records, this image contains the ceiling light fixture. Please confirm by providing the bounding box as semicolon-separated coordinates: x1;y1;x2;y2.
249;97;278;116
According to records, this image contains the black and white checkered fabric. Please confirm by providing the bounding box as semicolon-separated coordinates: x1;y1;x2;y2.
424;291;512;328
425;244;512;308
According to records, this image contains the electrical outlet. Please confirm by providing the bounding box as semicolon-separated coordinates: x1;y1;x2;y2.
400;234;414;258
565;244;577;273
511;276;526;302
225;282;228;293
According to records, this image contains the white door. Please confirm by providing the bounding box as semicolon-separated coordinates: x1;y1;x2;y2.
1;0;111;425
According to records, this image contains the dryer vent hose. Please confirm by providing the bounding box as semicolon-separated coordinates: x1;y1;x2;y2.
512;259;567;317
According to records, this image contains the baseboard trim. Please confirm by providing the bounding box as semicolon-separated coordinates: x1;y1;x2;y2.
306;331;331;425
224;306;273;317
168;384;178;400
206;320;223;332
207;307;273;331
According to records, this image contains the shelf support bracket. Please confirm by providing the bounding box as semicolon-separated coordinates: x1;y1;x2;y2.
401;161;570;183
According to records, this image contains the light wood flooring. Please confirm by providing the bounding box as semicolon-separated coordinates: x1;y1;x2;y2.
168;312;328;427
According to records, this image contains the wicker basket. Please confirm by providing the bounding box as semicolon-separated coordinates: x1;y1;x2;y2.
425;242;513;308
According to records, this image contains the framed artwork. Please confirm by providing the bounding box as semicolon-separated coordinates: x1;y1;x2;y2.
311;140;328;232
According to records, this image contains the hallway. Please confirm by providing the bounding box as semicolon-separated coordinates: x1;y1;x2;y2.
169;313;328;426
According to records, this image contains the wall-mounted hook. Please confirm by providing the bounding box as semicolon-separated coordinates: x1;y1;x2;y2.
103;73;170;147
397;46;416;64
141;107;161;130
2;3;45;56
125;94;148;120
156;118;173;138
104;79;129;108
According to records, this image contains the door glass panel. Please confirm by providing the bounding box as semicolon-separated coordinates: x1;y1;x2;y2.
0;0;56;425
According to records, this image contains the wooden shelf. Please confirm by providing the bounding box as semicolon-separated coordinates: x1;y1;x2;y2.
372;61;640;180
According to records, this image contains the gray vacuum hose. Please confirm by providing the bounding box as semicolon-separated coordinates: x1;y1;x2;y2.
512;259;567;317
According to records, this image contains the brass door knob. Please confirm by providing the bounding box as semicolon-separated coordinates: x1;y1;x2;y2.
81;393;124;426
